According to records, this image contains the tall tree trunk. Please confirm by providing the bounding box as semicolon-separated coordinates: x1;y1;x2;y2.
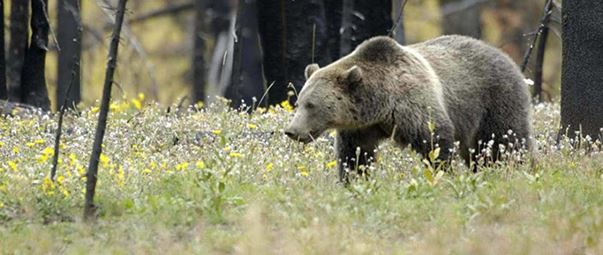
205;0;237;101
392;0;406;44
339;0;393;56
257;0;330;105
84;0;128;221
7;0;29;102
225;0;264;109
21;0;50;110
324;0;342;61
0;0;6;100
57;0;82;110
439;0;482;38
561;1;603;140
191;0;207;104
339;0;354;57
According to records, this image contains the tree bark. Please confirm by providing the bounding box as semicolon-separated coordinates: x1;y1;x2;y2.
561;1;603;140
191;0;207;104
21;0;51;110
257;0;330;104
533;27;548;103
0;0;6;100
84;0;128;221
342;0;393;56
392;0;406;44
7;0;29;102
57;0;82;110
205;0;237;101
225;0;264;109
439;0;482;38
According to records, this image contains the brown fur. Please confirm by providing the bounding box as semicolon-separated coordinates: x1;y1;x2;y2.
285;35;532;182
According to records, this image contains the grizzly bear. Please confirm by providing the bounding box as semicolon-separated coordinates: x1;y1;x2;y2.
285;35;532;182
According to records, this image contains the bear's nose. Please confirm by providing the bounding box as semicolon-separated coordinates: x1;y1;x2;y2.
284;130;297;139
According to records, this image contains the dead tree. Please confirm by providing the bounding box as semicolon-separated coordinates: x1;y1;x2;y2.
0;0;6;100
391;0;407;44
7;0;29;102
84;0;128;220
57;0;82;110
224;0;264;109
528;0;554;102
21;0;51;110
561;1;603;140
257;0;331;104
191;0;207;104
52;0;83;181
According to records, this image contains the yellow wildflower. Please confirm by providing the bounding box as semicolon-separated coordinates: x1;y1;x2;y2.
229;152;243;158
41;177;55;196
266;163;274;172
298;165;309;177
280;100;294;112
100;153;110;168
176;162;189;171
326;161;337;169
142;168;152;175
138;93;145;101
196;160;206;169
212;129;222;135
131;98;143;110
7;161;17;172
12;146;19;154
247;123;258;129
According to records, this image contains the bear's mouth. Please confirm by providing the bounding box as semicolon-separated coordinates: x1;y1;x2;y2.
286;129;323;144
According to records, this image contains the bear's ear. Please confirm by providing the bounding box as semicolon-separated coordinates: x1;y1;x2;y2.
305;64;320;79
342;65;363;87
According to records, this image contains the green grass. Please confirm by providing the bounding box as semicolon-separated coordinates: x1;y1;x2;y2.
1;100;602;254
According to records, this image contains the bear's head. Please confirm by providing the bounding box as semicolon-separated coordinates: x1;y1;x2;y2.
284;61;380;143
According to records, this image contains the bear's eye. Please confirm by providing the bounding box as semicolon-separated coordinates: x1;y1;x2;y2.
305;102;316;109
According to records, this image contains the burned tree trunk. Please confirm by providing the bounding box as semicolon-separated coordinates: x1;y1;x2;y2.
338;0;393;56
561;1;603;140
439;0;482;38
57;0;82;110
191;0;207;104
7;0;29;102
21;0;51;110
0;0;5;100
84;0;128;220
225;0;264;109
391;0;406;44
257;0;330;104
206;0;237;100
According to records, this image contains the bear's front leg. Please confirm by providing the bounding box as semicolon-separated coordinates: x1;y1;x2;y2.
335;128;384;183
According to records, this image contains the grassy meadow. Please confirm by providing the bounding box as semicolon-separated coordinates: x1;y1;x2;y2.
1;99;602;254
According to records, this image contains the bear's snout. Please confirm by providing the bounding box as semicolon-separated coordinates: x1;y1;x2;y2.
284;126;314;143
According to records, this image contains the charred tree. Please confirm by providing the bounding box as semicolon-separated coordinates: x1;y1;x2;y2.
257;0;330;104
439;0;482;38
391;0;406;44
340;0;393;56
7;0;29;102
21;0;51;110
561;1;603;140
225;0;264;109
324;0;342;61
191;0;207;104
0;0;6;100
206;0;237;100
57;0;82;110
84;0;128;220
